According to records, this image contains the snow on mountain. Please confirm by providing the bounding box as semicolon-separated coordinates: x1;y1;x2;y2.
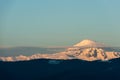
74;39;106;47
0;39;120;61
65;47;120;61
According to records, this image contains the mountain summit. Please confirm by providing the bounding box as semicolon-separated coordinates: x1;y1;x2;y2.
74;39;105;47
0;39;120;61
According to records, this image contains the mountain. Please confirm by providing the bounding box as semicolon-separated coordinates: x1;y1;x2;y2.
0;40;120;61
65;47;120;61
74;39;105;47
60;40;120;61
1;40;120;80
0;47;65;56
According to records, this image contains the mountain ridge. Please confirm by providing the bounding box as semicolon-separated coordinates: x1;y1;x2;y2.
0;40;120;61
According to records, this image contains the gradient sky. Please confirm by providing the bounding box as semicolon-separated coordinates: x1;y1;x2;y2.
0;0;120;47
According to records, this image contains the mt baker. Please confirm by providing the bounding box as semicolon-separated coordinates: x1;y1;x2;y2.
0;39;120;61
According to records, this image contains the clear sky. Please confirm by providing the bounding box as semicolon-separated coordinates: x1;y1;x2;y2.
0;0;120;47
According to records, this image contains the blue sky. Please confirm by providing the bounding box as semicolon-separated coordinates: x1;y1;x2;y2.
0;0;120;47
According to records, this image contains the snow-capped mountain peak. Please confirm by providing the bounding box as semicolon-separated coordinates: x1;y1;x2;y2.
74;39;105;47
0;39;120;61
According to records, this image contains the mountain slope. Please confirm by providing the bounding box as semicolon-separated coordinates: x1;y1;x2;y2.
0;40;120;61
65;47;120;61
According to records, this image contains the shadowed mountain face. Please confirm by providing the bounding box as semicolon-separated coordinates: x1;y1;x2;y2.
0;58;120;80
